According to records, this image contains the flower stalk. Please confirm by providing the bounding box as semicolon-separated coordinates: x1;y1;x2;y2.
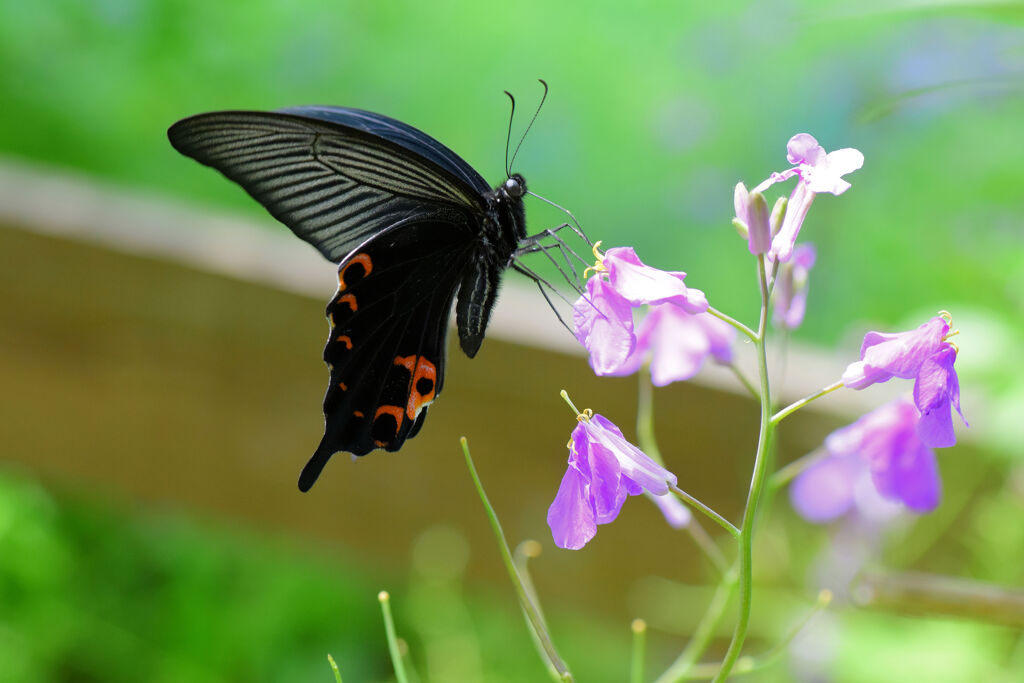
378;591;410;683
713;254;775;681
461;438;574;682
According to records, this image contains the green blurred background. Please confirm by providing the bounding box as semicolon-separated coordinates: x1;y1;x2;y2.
1;1;1022;681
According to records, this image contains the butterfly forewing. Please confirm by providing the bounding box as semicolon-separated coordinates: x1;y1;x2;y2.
297;218;474;491
168;110;487;262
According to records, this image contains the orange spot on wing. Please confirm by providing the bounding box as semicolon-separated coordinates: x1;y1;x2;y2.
353;410;364;418
336;335;352;350
337;253;373;291
394;355;438;420
338;294;357;312
338;382;347;391
375;405;404;422
373;405;405;447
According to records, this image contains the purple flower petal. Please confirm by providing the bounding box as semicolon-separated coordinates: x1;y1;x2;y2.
803;148;865;195
625;306;736;387
842;317;950;390
769;181;814;263
772;243;816;330
641;306;709;386
885;440;941;513
587;441;629;524
652;492;692;528
790;454;859;523
820;399;942;514
573;277;636;375
787;133;826;166
547;465;596;550
913;344;966;447
604;247;708;313
584;414;677;495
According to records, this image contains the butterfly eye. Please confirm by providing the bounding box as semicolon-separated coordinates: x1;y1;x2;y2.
504;174;526;198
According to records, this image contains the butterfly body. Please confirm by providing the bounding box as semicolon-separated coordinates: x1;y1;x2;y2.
168;106;527;490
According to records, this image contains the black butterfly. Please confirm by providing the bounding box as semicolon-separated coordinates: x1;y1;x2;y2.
168;105;542;491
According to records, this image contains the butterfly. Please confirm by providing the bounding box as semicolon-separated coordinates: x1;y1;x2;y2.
168;105;539;491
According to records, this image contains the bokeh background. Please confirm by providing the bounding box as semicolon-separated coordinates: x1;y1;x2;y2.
1;1;1022;681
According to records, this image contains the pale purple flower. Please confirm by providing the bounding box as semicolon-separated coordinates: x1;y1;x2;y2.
611;305;735;386
548;413;678;550
573;277;635;375
753;134;864;263
573;246;708;376
651;490;692;528
790;399;941;523
914;344;965;448
841;316;966;446
772;243;816;329
734;182;771;255
603;247;708;313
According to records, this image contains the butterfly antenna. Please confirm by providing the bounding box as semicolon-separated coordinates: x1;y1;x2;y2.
504;90;516;178
508;79;549;173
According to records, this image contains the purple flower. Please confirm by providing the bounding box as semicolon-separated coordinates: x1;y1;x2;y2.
753;134;863;263
772;243;816;329
651;490;692;528
612;305;735;386
603;247;708;312
790;399;941;523
573;246;708;377
841;315;966;446
573;276;635;375
548;413;678;550
914;344;965;448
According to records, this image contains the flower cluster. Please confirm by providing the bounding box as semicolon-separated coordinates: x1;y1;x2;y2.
550;131;965;553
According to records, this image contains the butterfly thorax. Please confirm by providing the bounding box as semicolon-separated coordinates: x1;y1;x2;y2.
454;173;527;358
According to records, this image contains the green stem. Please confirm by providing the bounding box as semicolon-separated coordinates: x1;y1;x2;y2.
768;447;827;490
513;540;563;682
771;381;843;425
631;619;647;683
654;566;739;683
461;438;574;682
637;370;733;570
706;306;757;342
670;485;739;539
712;255;774;682
327;654;344;683
636;369;664;465
727;362;760;401
684;514;730;577
638;370;738;548
378;591;410;683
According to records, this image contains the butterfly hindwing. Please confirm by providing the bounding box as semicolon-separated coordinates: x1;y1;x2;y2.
297;218;475;491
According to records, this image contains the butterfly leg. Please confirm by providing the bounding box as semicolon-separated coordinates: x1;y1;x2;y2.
515;227;587;292
511;261;576;335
